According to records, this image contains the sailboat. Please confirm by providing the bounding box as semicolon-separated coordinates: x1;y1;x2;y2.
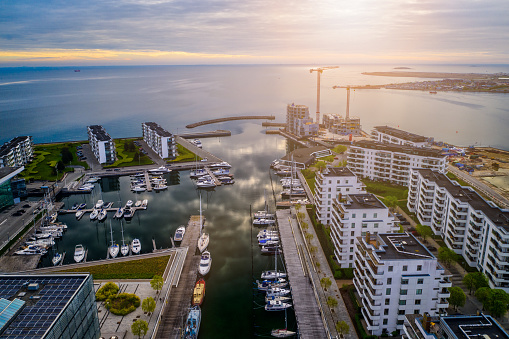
120;221;129;256
261;244;287;279
271;308;296;337
197;193;209;253
108;221;119;258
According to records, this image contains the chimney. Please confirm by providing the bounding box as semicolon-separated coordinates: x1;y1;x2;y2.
366;231;370;244
422;312;432;332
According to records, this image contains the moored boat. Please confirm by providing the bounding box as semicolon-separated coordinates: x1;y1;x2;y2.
271;329;296;338
197;233;209;253
95;199;104;209
174;226;185;242
114;207;124;219
74;244;85;263
265;300;292;311
52;252;62;266
75;210;85;220
109;244;119;258
131;238;141;254
98;209;107;221
261;270;287;280
198;251;211;276
141;199;148;208
192;279;206;306
183;305;201;339
90;209;99;220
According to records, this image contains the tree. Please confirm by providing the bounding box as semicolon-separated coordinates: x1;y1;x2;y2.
61;147;73;164
301;221;309;230
332;145;347;154
320;277;332;291
336;320;350;338
314;161;327;170
294;203;301;210
131;319;148;339
150;275;163;293
297;212;305;221
383;196;398;211
56;160;66;172
492;163;500;171
463;273;476;294
305;233;314;243
133;151;141;162
438;247;458;267
464;272;489;294
448;286;466;311
475;287;491;305
142;297;156;315
415;224;433;242
485;289;509;318
327;296;338;309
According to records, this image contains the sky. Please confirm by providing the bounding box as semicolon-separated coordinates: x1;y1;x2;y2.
1;0;508;66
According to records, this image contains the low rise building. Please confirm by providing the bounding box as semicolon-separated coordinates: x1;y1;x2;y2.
279;146;331;169
0;136;33;168
347;140;446;186
371;126;431;148
313;167;366;225
354;233;451;336
330;194;398;267
407;168;509;291
87;125;116;164
0;273;100;338
142;122;176;159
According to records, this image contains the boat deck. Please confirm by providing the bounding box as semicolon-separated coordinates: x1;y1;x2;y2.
276;210;328;339
156;215;203;338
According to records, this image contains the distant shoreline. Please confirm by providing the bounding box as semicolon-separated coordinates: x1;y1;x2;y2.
362;71;505;79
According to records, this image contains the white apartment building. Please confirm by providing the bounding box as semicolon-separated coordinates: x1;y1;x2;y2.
142;122;176;159
87;125;116;164
0;136;33;168
314;167;366;225
354;233;451;336
347;140;446;186
407;168;509;291
286;103;309;135
323;114;362;136
371;126;430;148
330;194;399;268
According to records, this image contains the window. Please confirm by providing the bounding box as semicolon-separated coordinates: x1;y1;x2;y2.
400;290;408;295
401;279;409;285
349;255;353;260
388;266;393;272
351;223;355;228
384;309;389;315
350;248;353;252
415;299;421;305
363;213;367;218
346;180;349;184
362;223;367;228
383;319;388;325
417;265;422;271
417;278;424;285
352;213;356;218
403;265;408;272
385;299;390;305
414;310;420;314
351;231;355;236
398;310;405;315
328;194;331;198
361;232;366;236
346;188;350;192
386;288;391;295
397;320;404;325
374;223;379;228
374;213;378;218
416;289;422;295
387;278;392;285
399;300;406;305
350;239;354;244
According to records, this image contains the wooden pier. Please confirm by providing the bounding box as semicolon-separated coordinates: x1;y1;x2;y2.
204;167;222;186
156;215;203;338
276;210;328;338
144;171;153;192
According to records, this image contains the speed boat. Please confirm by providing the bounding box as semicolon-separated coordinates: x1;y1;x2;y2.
198;251;211;276
74;244;85;263
52;252;62;266
131;239;141;254
174;226;186;242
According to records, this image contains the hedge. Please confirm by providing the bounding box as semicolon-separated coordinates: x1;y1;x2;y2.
95;282;119;301
105;293;140;316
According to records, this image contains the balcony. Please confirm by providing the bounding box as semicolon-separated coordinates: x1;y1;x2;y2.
436;299;449;308
439;279;452;288
438;289;451;298
362;308;381;330
362;299;382;320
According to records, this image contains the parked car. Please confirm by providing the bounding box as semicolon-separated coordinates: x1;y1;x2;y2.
114;168;120;171
427;246;437;252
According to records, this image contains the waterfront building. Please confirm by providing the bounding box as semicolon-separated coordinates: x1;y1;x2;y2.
407;168;509;291
0;273;100;338
404;313;509;339
279;146;331;169
330;194;398;267
371;126;431;148
142;122;176;159
286;103;309;135
0;136;33;168
293;117;319;138
87;125;116;164
0;167;25;211
354;233;451;336
313;166;366;225
347;140;446;186
323;114;362;136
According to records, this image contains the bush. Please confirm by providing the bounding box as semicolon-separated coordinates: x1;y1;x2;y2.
334;270;343;279
354;313;368;339
96;282;119;301
105;293;141;316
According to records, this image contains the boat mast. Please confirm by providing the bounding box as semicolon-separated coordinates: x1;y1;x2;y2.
120;220;125;246
109;220;114;247
199;191;203;232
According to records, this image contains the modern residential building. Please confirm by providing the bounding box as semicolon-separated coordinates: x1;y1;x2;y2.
407;168;509;291
347;140;446;186
87;125;116;164
330;194;398;267
293;117;319;137
0;136;33;168
142;122;176;159
313;167;366;225
0;167;25;211
286;103;310;135
354;233;451;336
0;273;100;338
404;313;509;339
323;114;362;136
371;126;431;148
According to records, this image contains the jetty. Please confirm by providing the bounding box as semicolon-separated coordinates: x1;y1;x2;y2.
156;215;203;338
177;130;231;139
262;122;287;127
186;115;275;128
144;171;153;192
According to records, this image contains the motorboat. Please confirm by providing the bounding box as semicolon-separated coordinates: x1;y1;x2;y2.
276;170;292;177
197;233;209;253
271;329;296;338
87;177;100;183
52;252;62;266
253;218;276;226
183;306;201;339
261;270;287;280
261;245;281;255
98;209;107;221
196;180;215;188
78;184;94;191
132;185;146;192
217;177;234;184
149;166;171;174
281;189;306;198
78;203;87;209
90;209;99;220
265;287;291;297
198;251;211;276
265;300;292;311
104;201;114;208
71;203;79;210
15;247;47;255
114;207;124;219
124;207;134;219
257;278;288;291
153;184;168;191
174;226;186;242
109;244;119;258
126;200;133;207
259;239;279;247
212;168;230;176
191;139;202;148
74;244;85;263
49;213;58;223
190;169;207;178
254;211;275;219
257;229;278;238
192;279;206;306
209;161;231;169
75;210;85;220
25;238;54;248
33;232;52;239
131;238;141;254
95;200;104;209
265;295;292;303
141;199;148;208
135;200;142;207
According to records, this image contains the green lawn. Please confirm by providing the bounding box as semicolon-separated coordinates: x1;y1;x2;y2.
105;138;154;168
446;172;471;187
59;255;171;279
21;142;88;181
167;144;201;163
361;179;409;200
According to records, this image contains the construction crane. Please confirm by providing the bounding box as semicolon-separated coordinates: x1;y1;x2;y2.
332;85;351;120
310;66;339;125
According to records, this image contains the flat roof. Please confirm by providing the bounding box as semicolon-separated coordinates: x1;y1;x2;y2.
345;193;386;210
88;125;112;141
377;233;434;261
322;167;356;178
374;125;427;143
351;140;443;158
0;137;31;157
416;169;509;230
0;274;90;338
441;314;509;339
281;146;329;165
0;167;24;186
144;122;172;137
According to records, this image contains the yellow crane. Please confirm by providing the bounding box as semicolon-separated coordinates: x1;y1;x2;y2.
310;66;339;124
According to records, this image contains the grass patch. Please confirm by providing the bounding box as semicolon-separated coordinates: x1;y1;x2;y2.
105;138;154;168
21;143;88;181
168;144;201;163
59;255;171;279
362;179;408;200
446;172;471;187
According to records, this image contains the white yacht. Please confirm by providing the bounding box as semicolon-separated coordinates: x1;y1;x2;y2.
98;209;107;221
265;300;292;311
198;251;212;276
126;200;134;207
174;226;186;242
131;238;141;254
196;180;216;188
75;209;85;220
209;161;231;169
191;139;202;148
114;207;124;219
109;244;119;258
132;185;146;192
90;209;99;220
141;199;148;208
253;218;276;226
261;270;287;280
153;184;168;191
197;233;209;253
135;200;142;207
95;200;104;209
52;252;62;266
74;244;85;263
